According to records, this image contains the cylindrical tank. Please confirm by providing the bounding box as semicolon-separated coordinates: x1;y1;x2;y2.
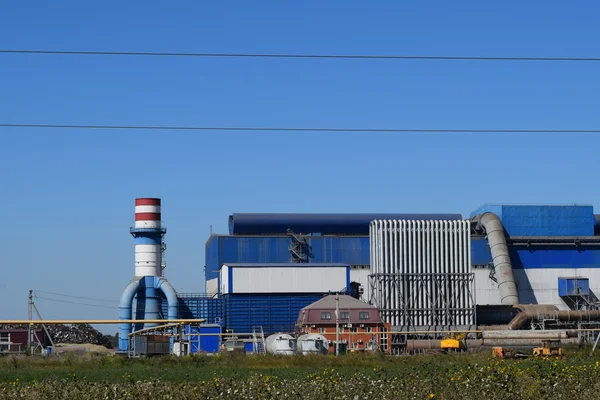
297;334;329;355
265;333;297;355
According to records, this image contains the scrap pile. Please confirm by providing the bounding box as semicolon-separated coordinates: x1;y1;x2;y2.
0;324;113;349
46;324;113;349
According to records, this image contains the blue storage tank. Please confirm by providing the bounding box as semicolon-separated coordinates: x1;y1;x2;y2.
558;277;590;296
229;213;462;235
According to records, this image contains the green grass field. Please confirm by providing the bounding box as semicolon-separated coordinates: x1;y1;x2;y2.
1;348;600;399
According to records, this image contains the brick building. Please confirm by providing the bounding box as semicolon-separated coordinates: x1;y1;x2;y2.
295;295;391;353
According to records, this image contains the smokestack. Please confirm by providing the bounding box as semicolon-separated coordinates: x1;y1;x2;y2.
118;198;178;352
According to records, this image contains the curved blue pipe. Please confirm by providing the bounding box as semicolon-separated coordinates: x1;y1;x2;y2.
118;278;141;351
118;276;179;353
154;277;178;320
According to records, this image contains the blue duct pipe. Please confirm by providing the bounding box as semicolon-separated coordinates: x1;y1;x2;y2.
134;277;162;331
155;277;178;320
118;276;179;352
118;278;141;351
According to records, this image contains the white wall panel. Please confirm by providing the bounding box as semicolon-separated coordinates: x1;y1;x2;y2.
221;266;348;294
476;268;600;310
350;268;371;300
206;278;218;297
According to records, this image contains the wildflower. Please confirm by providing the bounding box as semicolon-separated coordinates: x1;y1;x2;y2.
429;394;436;398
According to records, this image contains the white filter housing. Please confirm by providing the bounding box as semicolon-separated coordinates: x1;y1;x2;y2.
369;220;475;330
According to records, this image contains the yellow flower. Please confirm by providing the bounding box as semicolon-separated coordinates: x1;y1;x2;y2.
429;394;436;399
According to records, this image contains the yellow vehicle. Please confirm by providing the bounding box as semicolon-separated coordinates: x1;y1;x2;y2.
492;347;528;359
533;340;563;358
441;333;466;352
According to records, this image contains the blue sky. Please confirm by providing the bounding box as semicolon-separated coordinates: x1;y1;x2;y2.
1;1;600;333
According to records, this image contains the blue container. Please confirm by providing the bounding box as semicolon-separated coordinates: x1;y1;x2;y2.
558;277;590;296
185;324;222;354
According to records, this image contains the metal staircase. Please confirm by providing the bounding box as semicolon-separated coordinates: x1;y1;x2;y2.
251;326;266;355
287;229;310;263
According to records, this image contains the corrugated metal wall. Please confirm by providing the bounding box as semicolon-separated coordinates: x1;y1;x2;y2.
222;293;325;335
370;220;475;330
205;235;369;281
470;205;595;236
161;295;223;324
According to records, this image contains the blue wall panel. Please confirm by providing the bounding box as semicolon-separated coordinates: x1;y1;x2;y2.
161;295;223;323
510;248;600;269
206;235;370;282
470;205;594;236
471;237;493;266
558;278;590;296
223;293;324;335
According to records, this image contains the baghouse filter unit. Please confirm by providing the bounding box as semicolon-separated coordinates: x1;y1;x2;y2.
369;220;475;331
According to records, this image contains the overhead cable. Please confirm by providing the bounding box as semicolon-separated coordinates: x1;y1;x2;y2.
1;123;600;133
35;297;116;310
33;289;117;303
1;49;599;62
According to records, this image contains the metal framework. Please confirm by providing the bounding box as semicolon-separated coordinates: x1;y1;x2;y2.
368;272;476;332
369;220;476;336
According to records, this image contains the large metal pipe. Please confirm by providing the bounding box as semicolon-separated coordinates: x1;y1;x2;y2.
119;278;141;351
474;213;519;305
508;309;600;330
482;330;578;339
482;338;582;347
405;336;582;352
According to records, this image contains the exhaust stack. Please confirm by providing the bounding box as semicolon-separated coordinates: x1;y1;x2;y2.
118;198;178;352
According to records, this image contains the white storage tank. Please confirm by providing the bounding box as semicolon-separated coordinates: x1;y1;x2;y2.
297;334;329;355
265;333;297;355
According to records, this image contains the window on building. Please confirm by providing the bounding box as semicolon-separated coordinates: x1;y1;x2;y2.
0;333;9;351
338;326;344;333
340;312;350;320
318;328;326;334
359;312;370;320
351;327;358;333
364;327;373;333
321;312;332;320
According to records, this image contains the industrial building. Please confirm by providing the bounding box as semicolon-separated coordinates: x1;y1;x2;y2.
120;199;600;355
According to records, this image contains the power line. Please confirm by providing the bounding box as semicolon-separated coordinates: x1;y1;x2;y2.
1;49;600;62
35;297;116;310
33;290;117;304
1;123;600;133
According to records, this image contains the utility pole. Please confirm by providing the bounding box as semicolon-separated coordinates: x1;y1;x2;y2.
335;292;339;356
28;289;33;355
